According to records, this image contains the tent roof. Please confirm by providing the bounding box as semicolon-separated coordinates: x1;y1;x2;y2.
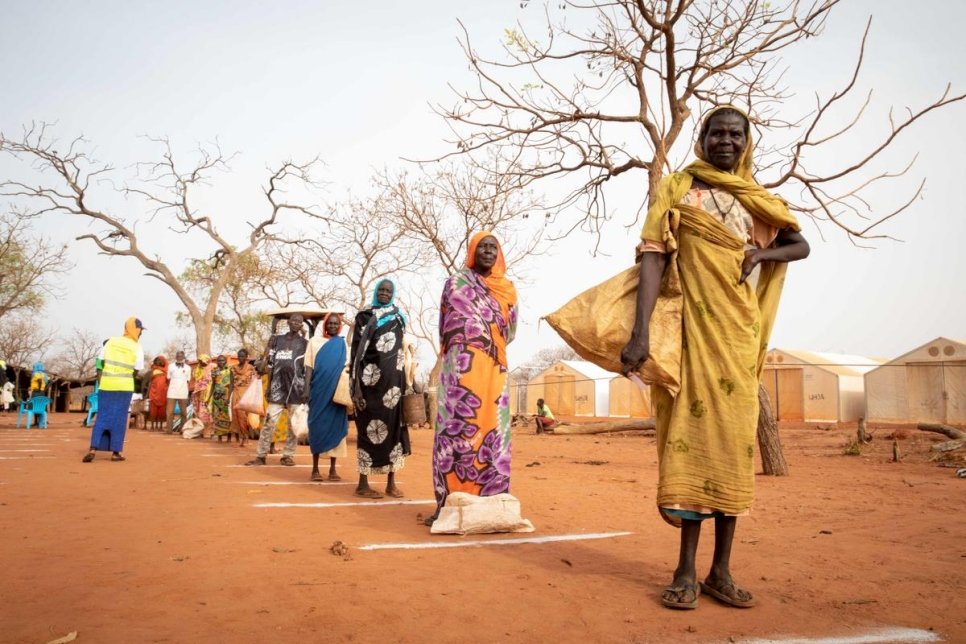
767;348;883;378
873;336;966;368
558;359;615;382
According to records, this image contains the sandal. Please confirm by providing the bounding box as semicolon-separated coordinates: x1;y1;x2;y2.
354;489;383;499
661;583;700;610
327;473;342;481
111;454;126;462
310;472;325;482
279;456;296;466
244;457;266;466
700;579;756;608
385;487;405;498
82;452;95;463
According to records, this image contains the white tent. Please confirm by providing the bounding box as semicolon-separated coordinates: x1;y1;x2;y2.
865;337;966;425
527;360;611;417
763;349;882;422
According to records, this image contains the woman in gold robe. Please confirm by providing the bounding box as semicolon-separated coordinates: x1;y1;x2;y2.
621;106;810;609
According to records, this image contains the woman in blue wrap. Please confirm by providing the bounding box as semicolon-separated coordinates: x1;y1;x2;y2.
304;313;349;482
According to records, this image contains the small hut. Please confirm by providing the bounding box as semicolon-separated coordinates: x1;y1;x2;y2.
526;360;611;417
608;375;652;418
762;349;882;423
865;337;966;425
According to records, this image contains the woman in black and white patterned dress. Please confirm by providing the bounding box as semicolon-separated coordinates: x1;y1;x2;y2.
350;278;411;499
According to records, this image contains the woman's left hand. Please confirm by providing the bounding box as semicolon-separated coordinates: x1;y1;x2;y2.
739;249;760;284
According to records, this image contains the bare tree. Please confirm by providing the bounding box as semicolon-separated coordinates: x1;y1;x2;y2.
48;328;102;381
376;159;549;400
0;211;71;321
515;344;581;381
0;315;56;398
0;124;323;354
435;1;963;242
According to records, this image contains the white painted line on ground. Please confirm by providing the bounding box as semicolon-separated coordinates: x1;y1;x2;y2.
357;531;634;552
255;500;434;508
742;627;941;644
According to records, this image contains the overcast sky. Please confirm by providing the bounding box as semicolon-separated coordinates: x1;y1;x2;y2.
1;0;963;370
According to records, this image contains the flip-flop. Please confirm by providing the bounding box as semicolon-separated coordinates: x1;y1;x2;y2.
661;583;700;610
327;473;342;481
310;473;325;482
700;580;756;608
82;453;95;463
111;454;126;462
354;489;383;499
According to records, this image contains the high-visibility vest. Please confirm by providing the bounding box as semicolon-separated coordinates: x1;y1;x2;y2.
100;336;140;392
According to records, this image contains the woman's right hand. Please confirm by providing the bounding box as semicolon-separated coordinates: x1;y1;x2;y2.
620;333;649;375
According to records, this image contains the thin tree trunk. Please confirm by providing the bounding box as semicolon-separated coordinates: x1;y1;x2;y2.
757;383;789;476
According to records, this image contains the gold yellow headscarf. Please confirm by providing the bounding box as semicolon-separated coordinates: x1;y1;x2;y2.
642;105;800;243
124;317;144;342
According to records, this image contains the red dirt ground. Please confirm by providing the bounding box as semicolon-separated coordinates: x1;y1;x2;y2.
1;413;964;643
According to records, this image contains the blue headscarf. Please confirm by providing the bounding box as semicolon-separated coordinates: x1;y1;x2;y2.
32;362;44;375
370;277;407;328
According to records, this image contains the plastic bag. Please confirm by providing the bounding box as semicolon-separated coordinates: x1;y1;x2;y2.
430;492;535;535
290;404;309;442
236;378;265;416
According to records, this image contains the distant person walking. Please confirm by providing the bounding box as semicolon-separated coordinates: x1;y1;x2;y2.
166;351;191;433
83;317;145;463
246;314;308;466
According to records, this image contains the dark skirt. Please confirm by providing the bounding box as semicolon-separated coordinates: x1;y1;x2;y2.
89;391;133;452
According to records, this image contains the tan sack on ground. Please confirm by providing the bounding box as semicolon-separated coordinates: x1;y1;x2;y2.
181;418;205;439
430;492;535;535
543;263;682;396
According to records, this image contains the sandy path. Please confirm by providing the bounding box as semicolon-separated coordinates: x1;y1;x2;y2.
0;414;963;643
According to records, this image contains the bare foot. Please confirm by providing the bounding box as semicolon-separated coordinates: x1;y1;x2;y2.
327;471;341;481
311;471;324;482
385;486;405;498
355;488;383;499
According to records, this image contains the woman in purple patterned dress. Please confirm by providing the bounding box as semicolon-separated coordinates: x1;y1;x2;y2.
425;232;518;527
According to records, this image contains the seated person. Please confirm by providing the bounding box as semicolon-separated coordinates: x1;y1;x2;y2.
535;398;557;433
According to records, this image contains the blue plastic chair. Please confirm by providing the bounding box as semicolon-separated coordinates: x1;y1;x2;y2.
85;392;99;427
17;395;50;429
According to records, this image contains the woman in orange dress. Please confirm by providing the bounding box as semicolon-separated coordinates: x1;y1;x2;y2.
426;232;517;526
229;348;256;447
147;355;169;431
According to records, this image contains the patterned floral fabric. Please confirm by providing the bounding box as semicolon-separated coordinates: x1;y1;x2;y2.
432;260;518;512
209;366;232;436
230;362;256;437
191;363;213;429
350;304;410;475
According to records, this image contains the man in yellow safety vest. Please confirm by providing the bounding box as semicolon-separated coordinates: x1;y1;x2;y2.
83;318;146;463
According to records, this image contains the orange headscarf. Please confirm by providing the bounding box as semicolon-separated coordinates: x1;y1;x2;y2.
321;312;343;338
124;317;144;342
466;232;517;317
